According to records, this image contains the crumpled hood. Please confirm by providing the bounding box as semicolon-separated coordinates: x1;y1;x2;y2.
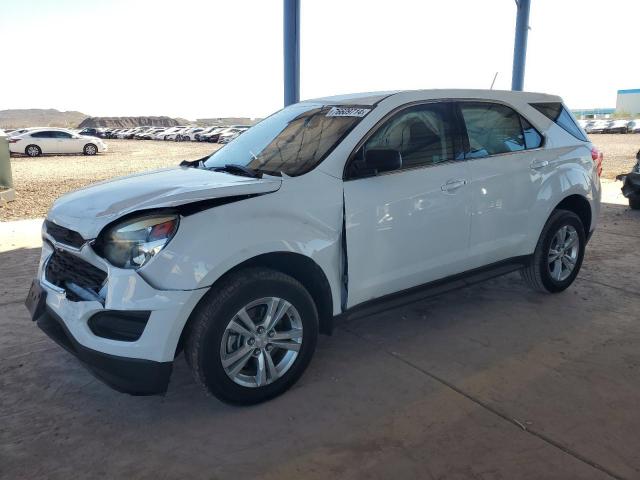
48;166;282;239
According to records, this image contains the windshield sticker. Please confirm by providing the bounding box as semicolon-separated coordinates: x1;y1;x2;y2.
326;107;371;117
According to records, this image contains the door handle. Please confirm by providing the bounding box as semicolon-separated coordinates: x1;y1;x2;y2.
441;179;467;192
530;159;549;170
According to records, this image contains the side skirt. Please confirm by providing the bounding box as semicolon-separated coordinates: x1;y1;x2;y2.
335;255;532;324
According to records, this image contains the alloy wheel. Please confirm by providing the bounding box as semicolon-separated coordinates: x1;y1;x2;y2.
220;297;303;388
26;146;40;157
548;225;579;281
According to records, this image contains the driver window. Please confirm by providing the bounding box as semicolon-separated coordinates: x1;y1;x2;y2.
364;102;456;169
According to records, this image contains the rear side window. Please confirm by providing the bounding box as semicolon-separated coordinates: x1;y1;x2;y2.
459;102;525;158
31;131;55;138
530;102;588;142
521;116;542;149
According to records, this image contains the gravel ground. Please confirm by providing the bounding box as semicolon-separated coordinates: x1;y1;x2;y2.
1;134;638;221
1;140;219;221
590;133;640;180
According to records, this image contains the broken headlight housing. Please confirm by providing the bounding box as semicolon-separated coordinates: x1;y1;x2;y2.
98;213;179;269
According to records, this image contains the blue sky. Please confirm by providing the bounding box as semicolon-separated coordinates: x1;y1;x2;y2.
1;0;638;119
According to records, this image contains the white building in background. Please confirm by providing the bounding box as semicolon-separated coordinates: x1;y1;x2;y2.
616;89;640;115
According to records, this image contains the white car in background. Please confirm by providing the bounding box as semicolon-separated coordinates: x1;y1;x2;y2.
194;126;221;141
115;128;135;139
159;126;188;141
136;127;166;140
218;126;251;144
586;120;610;134
178;127;205;142
9;128;107;157
625;120;640;134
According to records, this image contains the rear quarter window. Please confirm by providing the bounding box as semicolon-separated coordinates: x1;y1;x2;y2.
531;102;588;142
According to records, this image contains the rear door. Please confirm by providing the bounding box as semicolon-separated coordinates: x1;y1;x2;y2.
457;101;545;267
343;101;472;308
31;131;58;153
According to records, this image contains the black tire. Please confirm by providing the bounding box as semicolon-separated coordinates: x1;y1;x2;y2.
185;267;318;405
25;145;41;157
629;195;640;210
83;143;98;156
521;209;586;293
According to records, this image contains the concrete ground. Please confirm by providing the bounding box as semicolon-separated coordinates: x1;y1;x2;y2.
1;180;639;480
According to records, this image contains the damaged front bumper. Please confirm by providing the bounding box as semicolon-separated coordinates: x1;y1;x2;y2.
30;237;206;395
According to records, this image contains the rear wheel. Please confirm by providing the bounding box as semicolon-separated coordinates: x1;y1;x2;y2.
83;143;98;155
25;145;41;157
186;268;318;405
521;209;585;293
629;195;640;210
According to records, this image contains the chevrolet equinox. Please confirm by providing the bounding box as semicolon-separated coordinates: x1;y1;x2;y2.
26;90;602;404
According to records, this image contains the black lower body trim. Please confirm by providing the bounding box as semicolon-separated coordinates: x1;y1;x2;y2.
336;255;532;323
38;308;172;395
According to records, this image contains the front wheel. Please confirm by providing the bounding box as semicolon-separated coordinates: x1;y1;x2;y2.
185;268;318;405
83;143;98;155
629;194;640;210
521;209;586;293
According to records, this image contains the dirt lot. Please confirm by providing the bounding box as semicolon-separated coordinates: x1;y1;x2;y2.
1;192;639;479
1;134;639;221
590;133;640;179
0;140;219;221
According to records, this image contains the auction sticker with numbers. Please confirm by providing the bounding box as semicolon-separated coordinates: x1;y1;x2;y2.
326;107;371;117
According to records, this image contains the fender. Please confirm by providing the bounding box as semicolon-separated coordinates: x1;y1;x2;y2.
524;145;598;253
139;170;345;315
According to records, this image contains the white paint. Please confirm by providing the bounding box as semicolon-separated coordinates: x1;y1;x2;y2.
34;89;601;367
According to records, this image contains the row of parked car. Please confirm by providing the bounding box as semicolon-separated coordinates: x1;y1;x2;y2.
577;119;640;134
78;125;252;144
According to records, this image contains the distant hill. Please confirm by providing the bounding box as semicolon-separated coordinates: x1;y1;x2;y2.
196;117;259;126
0;109;88;128
0;110;258;129
79;116;179;128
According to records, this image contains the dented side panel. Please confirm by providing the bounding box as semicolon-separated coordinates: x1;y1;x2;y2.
140;170;346;315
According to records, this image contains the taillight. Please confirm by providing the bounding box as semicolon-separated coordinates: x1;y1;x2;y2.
591;147;603;177
8;138;21;143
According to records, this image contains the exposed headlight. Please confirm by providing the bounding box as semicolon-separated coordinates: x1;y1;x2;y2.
99;213;179;269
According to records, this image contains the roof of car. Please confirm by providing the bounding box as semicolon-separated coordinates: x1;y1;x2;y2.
307;89;562;105
22;127;73;133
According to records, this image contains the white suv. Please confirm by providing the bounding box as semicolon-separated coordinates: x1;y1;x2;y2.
26;90;601;404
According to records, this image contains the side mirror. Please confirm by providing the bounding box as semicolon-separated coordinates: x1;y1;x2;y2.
364;149;402;174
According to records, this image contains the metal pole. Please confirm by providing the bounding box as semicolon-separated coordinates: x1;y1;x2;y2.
511;0;531;91
283;0;300;106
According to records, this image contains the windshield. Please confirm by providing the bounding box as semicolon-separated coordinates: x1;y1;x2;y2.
203;103;371;176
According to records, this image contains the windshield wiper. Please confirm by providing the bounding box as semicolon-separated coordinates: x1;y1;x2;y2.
179;155;210;168
212;164;263;178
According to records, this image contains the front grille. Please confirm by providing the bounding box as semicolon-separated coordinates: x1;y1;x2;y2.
45;250;107;301
45;220;85;249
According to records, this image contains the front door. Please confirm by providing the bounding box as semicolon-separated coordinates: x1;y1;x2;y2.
53;131;80;153
343;102;472;308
